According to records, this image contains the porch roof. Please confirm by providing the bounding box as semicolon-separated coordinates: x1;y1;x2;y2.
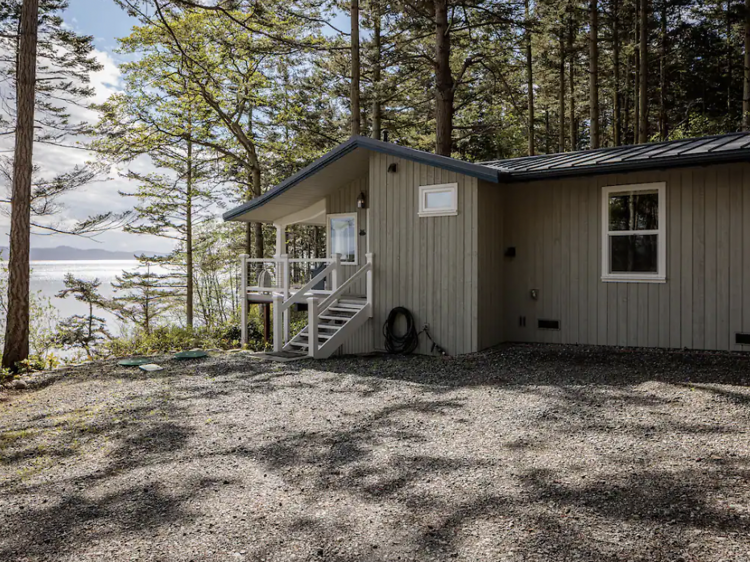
222;136;507;223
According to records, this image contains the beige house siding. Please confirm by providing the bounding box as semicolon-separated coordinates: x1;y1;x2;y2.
498;162;750;351
477;180;506;349
368;152;480;355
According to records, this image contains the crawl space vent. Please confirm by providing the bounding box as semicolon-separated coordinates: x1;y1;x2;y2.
736;333;750;345
538;319;560;330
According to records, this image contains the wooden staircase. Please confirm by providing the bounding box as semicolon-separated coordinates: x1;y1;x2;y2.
284;296;370;357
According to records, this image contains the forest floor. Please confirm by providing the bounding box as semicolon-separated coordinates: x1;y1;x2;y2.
1;344;750;561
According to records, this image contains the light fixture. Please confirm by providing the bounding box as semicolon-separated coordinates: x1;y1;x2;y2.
357;191;367;209
387;163;398;173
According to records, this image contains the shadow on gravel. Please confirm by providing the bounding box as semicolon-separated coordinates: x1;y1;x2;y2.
300;344;750;390
0;476;221;561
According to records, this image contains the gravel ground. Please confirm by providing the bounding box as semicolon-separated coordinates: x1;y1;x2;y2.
1;344;750;561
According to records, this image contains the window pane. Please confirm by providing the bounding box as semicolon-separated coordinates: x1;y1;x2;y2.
610;234;658;273
329;216;356;262
609;191;658;231
424;190;453;209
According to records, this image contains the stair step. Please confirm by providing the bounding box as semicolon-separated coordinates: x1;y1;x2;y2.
326;307;359;314
334;303;365;310
298;332;333;340
319;324;342;331
319;314;352;321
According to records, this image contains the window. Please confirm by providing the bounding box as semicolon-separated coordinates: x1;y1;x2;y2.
419;183;458;217
602;182;666;283
327;213;357;264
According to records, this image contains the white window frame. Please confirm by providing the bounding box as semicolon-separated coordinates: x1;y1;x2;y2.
326;212;358;265
418;183;458;217
601;182;666;283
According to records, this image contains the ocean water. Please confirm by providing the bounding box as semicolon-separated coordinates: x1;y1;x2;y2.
28;260;149;336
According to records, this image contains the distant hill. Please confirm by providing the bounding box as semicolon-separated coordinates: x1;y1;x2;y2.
0;246;165;261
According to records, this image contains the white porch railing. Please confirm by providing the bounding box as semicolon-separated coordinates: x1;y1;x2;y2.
239;253;339;347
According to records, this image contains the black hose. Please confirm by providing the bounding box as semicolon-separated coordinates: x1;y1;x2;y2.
382;307;420;354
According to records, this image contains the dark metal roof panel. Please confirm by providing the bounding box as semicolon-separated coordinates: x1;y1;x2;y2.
481;133;750;179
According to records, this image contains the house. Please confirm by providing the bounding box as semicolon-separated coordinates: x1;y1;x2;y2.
223;132;750;357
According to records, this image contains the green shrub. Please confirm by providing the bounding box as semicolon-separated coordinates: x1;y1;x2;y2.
105;322;271;357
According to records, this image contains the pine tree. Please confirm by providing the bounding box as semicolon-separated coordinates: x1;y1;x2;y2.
109;259;176;335
55;274;111;359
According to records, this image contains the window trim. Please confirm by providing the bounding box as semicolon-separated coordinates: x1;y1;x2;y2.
418;183;458;217
601;182;666;283
326;212;358;265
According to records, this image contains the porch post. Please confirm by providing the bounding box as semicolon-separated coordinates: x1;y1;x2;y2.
273;293;283;352
240;254;248;346
307;297;318;358
274;223;286;256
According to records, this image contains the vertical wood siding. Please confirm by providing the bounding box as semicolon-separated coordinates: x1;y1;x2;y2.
497;163;750;351
477;181;505;349
369;152;480;355
326;175;372;354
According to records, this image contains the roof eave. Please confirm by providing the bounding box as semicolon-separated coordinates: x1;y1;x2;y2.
223;137;507;222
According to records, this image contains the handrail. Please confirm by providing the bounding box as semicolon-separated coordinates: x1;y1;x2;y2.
279;255;340;313
317;258;372;313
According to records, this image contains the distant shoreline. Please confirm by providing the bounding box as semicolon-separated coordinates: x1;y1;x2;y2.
1;246;165;261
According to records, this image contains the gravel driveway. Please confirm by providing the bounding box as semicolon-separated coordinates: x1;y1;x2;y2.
1;344;750;561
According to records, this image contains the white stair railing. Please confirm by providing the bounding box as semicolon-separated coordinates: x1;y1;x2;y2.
272;254;340;352
306;253;373;358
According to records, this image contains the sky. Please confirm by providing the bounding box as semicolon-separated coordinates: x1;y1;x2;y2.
0;1;349;254
0;0;176;254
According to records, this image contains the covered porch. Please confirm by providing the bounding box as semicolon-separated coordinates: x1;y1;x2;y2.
230;153;374;358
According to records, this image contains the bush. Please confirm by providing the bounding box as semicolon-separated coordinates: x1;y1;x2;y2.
105;322;271;357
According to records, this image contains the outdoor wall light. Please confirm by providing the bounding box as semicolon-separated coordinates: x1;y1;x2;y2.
530;289;539;300
387;163;398;173
357;191;367;209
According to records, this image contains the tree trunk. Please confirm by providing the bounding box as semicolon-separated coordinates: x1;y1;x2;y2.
744;0;750;129
186;136;194;329
638;0;649;143
659;0;668;140
634;44;640;144
351;0;361;136
371;0;382;140
559;30;566;151
2;0;39;371
545;108;551;153
728;0;733;115
525;0;535;156
435;0;454;156
589;0;600;148
568;14;576;150
613;0;622;145
252;165;263;259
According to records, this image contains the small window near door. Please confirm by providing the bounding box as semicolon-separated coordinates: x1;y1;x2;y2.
602;182;666;283
419;183;458;217
327;213;357;264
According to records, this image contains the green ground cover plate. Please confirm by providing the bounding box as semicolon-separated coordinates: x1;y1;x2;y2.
118;357;153;367
173;350;209;360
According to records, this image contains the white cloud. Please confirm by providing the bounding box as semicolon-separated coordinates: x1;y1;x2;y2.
0;47;174;254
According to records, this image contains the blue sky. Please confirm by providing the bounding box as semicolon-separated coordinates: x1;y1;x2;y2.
67;0;138;53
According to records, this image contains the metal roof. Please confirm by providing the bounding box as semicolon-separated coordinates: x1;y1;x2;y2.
482;132;750;179
224;133;750;222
